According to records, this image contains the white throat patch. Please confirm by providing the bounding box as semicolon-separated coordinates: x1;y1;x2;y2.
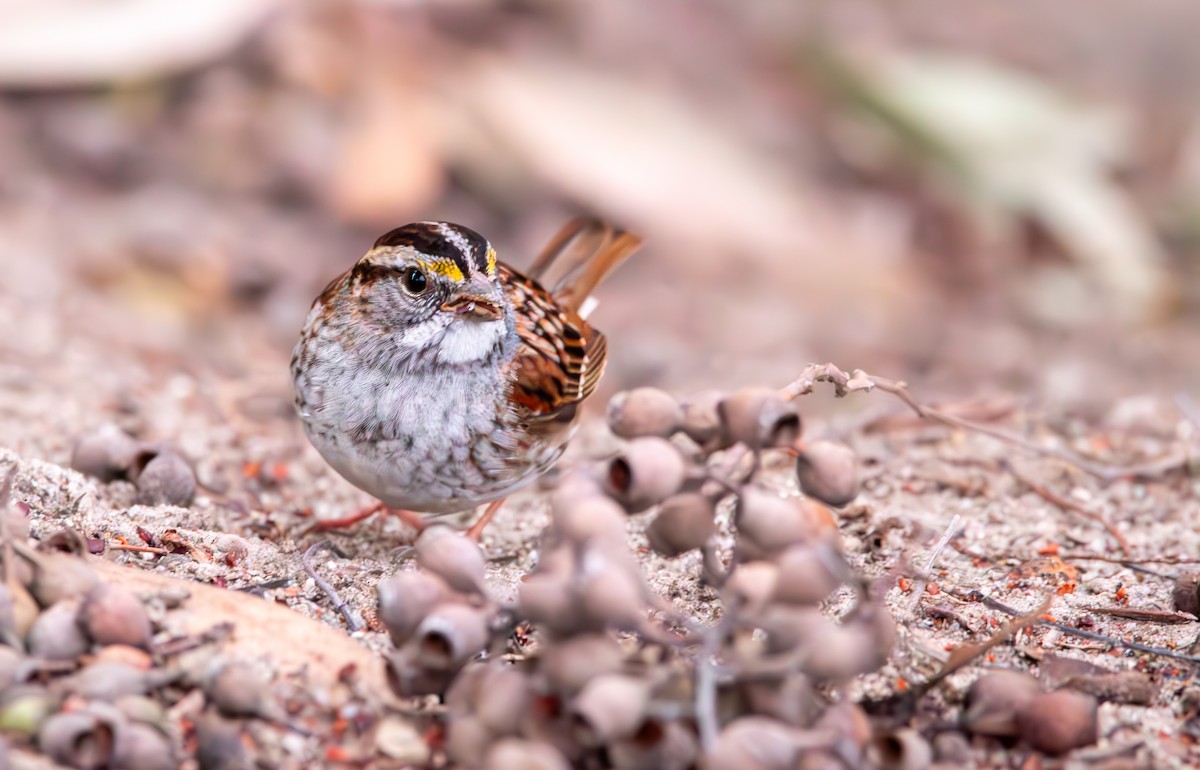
437;320;505;364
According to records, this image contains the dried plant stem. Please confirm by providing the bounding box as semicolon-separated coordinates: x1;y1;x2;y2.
782;363;1185;483
943;585;1200;665
302;541;365;633
109;542;170;555
694;618;727;752
0;466;13;590
1007;466;1131;553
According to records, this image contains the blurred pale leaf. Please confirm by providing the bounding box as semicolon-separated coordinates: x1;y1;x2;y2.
815;50;1173;324
460;55;818;257
329;86;446;225
0;0;280;87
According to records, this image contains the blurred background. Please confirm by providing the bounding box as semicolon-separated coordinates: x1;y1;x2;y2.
1;0;1199;465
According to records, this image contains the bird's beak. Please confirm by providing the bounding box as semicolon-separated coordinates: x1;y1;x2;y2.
441;280;503;321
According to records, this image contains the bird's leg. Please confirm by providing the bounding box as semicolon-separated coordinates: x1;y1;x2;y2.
465;498;506;541
303;502;426;535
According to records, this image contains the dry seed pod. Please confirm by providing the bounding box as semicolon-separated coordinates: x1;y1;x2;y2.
374;715;430;765
485;738;570;770
755;605;828;655
722;561;780;615
133;449;196;507
796;607;896;681
377;570;448;647
541;633;625;696
28;600;88;661
1016;690;1098;755
772;544;841;605
195;712;250;770
795;441;860;507
931;731;972;763
444;714;494;769
415;526;486;595
0;646;23;690
578;552;645;630
705;717;802;770
869;728;933;770
571;674;650;746
517;571;584;636
0;686;59;738
111;721;176;770
29;551;100;607
8;581;38;639
81;583;153;649
679;390;725;446
962;670;1041;737
38;711;116;769
413;603;489;671
68;662;157;700
645;493;715;557
742;673;817;726
1172;572;1200;617
71;424;139;482
551;494;628;547
205;661;273;719
385;647;457;698
717;387;802;450
607;388;682;439
113;696;168;731
446;662;532;737
608;719;697;770
735;487;834;560
604;437;686;513
815;701;872;757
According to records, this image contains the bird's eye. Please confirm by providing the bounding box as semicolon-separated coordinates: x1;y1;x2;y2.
402;267;427;295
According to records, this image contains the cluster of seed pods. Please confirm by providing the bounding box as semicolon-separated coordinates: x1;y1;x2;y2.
0;508;294;770
371;384;963;769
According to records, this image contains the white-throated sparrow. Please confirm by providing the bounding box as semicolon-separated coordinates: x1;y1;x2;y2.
291;219;641;537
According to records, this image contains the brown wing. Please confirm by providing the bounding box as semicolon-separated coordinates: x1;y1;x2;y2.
502;264;607;427
502;219;641;428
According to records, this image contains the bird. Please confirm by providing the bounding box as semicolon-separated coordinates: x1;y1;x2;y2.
291;219;640;538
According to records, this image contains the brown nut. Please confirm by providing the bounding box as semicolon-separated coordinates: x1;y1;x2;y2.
38;711;116;770
645;493;715;557
71;424;139;482
607;388;682;439
541;633;625;696
772;545;841;605
796;614;892;681
962;670;1042;737
717;388;802;450
111;721;176;770
28;600;88;661
679;390;725;447
735;487;836;560
81;583;153;649
446;662;532;737
571;674;650;746
868;728;933;770
1015;690;1098;755
377;570;449;647
604;437;686;513
485;738;570;770
68;663;156;700
194;712;249;770
413;603;489;671
795;441;859;507
132;449;196;507
415;526;486;596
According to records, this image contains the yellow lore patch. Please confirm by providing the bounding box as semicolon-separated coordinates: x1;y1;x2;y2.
485;248;497;277
417;258;465;283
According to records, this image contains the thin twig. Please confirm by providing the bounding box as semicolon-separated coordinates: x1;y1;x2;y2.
908;514;961;615
781;363;1186;483
0;465;14;590
943;586;1200;666
302;541;364;633
109;542;170;555
1007;465;1131;554
694;619;726;752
